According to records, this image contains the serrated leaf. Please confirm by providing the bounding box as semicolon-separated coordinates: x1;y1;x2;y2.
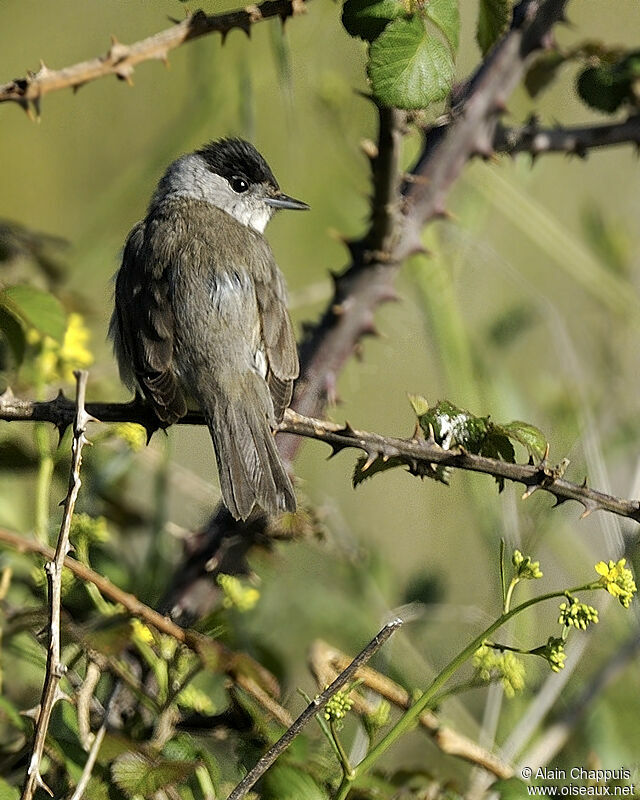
426;0;460;52
342;0;405;42
577;66;629;113
0;285;66;342
500;420;548;461
576;52;640;114
408;393;430;417
418;399;490;452
368;16;454;109
0;305;26;368
477;0;512;56
112;753;197;798
353;454;403;487
261;764;329;800
524;51;567;98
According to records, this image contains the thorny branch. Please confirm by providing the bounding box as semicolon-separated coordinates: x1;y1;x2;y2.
0;0;309;114
494;114;640;157
2;392;638;524
21;371;93;800
225;619;402;800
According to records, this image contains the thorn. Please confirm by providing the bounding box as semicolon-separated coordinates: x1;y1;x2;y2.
361;452;377;472
581;476;588;488
411;421;423;441
353;342;364;361
340;421;355;437
220;30;229;46
0;385;15;401
360;138;378;160
522;485;539;500
426;423;437;445
115;65;134;85
580;506;594;519
327;442;348;459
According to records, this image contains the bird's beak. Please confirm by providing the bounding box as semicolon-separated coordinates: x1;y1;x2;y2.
265;191;309;211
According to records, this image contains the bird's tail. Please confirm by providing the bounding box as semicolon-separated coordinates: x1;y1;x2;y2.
204;372;296;521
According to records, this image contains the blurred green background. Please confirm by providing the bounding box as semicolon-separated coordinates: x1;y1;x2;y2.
1;0;640;785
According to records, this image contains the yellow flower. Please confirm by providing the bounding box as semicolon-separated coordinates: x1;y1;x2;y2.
131;618;155;645
595;559;637;608
217;574;260;612
60;313;93;380
113;423;147;452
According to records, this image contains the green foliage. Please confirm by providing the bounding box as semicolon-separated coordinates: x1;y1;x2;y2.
341;0;405;42
577;50;640;113
476;0;512;56
0;285;66;343
368;16;454;109
260;764;330;800
341;0;458;109
111;753;198;798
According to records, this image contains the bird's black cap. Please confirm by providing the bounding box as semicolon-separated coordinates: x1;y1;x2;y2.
197;138;279;189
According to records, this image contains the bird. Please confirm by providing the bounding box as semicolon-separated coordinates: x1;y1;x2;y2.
109;138;308;520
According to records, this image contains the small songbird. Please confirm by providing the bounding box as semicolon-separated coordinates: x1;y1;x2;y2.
109;138;308;520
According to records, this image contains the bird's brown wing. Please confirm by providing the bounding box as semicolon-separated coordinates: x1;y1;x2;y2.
111;220;187;425
253;254;299;423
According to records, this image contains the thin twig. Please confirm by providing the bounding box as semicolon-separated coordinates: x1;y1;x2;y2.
21;370;94;800
67;683;122;800
0;0;309;113
308;640;513;780
225;619;403;800
2;391;639;524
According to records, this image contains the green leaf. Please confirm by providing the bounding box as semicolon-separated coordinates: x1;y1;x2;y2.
577;52;640;114
0;779;20;800
524;51;567;98
500;420;548;462
261;764;329;800
477;0;512;56
425;0;460;52
0;285;66;342
0;695;27;732
341;0;405;41
353;454;404;487
417;399;490;451
0;305;26;368
112;753;197;798
368;15;454;109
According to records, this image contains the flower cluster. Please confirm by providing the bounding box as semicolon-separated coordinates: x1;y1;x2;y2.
216;573;260;613
112;422;148;452
27;312;93;384
324;689;353;725
558;595;599;630
512;550;543;581
542;636;566;672
595;559;637;608
473;645;526;698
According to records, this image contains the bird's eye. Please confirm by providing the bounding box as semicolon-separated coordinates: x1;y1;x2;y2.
230;175;249;193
